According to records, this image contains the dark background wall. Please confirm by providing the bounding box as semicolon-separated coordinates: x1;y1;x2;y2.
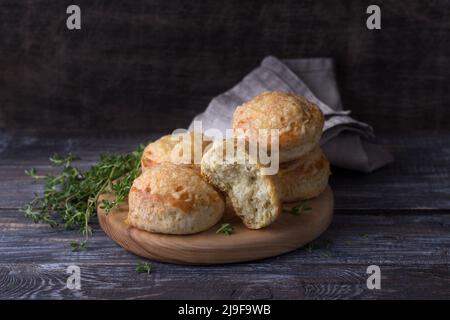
0;0;449;133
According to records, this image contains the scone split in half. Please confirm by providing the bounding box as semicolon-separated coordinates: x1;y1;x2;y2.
127;162;224;235
201;139;281;229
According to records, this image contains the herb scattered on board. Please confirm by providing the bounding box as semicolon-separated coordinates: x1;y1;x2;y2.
70;240;87;252
136;262;152;274
303;239;333;255
305;243;314;253
22;145;144;250
216;223;234;235
283;200;312;216
323;239;333;249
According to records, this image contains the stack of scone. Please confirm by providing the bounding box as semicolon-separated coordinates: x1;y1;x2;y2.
232;91;330;203
126;91;330;235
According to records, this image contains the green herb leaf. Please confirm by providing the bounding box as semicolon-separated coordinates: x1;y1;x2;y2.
283;200;312;216
25;168;46;179
70;240;87;252
135;262;152;274
49;153;79;167
323;239;333;249
216;223;234;235
305;243;314;253
22;144;144;249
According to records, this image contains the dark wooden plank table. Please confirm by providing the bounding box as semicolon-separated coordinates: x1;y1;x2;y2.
1;0;450;301
1;131;449;299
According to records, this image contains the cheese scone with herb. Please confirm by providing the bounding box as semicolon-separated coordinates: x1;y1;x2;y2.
201;139;281;229
232;91;324;163
127;162;224;235
273;147;330;202
141;132;211;172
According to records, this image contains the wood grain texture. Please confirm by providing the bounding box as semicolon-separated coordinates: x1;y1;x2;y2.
0;132;448;211
96;188;333;264
0;0;449;133
1;210;450;299
2;209;450;266
1;263;450;300
0;132;449;299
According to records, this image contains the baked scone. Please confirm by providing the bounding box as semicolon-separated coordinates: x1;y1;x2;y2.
127;162;224;234
141;132;211;172
232;91;324;163
201;139;281;229
273;147;330;202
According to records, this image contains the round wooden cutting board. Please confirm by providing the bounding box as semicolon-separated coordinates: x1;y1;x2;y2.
97;186;334;265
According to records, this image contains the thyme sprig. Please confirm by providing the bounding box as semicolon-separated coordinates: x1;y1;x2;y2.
283;200;312;216
216;223;234;235
22;145;144;250
135;262;152;274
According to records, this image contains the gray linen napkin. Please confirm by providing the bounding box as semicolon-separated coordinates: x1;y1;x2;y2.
189;56;393;172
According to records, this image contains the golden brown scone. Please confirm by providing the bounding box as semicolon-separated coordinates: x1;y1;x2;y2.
232;91;324;163
126;162;224;235
273;147;330;202
141;132;211;172
201;139;281;229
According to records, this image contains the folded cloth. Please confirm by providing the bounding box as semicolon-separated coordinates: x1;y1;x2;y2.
189;56;393;172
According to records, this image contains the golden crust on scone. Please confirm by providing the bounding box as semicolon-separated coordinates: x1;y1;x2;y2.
126;162;224;235
232;91;324;163
201;139;281;229
141;132;211;172
273;147;330;202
